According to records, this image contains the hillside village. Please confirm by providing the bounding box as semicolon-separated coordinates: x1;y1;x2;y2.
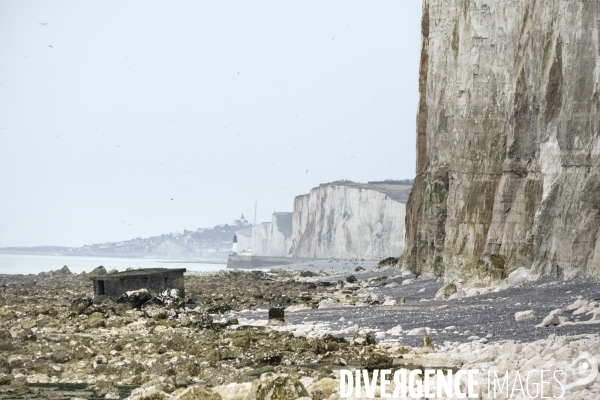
0;217;251;262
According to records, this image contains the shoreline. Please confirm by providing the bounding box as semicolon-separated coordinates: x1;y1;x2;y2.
1;265;599;399
0;253;227;275
0;251;227;263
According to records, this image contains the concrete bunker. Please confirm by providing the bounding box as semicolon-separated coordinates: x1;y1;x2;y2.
90;268;186;302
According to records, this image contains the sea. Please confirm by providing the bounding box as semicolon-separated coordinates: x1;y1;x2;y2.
0;254;227;275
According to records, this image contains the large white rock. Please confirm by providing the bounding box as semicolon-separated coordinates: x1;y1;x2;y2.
335;324;359;335
537;309;562;327
515;310;536;322
435;283;457;299
212;382;252;400
507;267;539;286
407;327;428;336
127;386;172;400
285;304;311;313
386;325;403;335
566;296;588;311
317;298;338;309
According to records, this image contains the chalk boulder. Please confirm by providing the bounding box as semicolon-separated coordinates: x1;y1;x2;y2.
515;310;536;322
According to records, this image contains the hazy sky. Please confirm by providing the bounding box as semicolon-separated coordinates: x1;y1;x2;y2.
0;1;422;247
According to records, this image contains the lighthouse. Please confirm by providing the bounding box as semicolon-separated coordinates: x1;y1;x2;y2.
232;234;238;255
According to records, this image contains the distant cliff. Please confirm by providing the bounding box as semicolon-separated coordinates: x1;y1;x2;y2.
292;181;411;259
252;213;293;257
403;0;600;283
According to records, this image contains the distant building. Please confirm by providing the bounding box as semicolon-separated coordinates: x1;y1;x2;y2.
234;214;249;227
232;234;238;255
90;268;186;302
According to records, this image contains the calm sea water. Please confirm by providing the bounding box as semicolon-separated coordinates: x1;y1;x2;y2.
0;254;226;275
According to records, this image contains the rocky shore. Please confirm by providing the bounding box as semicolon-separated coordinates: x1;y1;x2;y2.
0;265;599;399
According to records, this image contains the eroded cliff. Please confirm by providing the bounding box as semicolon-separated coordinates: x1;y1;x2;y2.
403;0;600;283
252;212;293;257
292;181;410;259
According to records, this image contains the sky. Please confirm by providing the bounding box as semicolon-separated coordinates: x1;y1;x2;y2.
0;1;422;247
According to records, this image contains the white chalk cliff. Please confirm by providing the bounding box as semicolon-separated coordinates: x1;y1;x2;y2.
291;181;411;259
403;0;600;283
238;181;411;259
251;213;293;257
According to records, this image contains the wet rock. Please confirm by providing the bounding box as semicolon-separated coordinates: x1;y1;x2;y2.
144;305;168;320
155;288;184;308
360;351;393;370
310;334;346;354
206;304;232;314
9;376;30;395
40;306;59;317
354;266;365;272
377;257;399;268
117;289;153;309
193;312;213;328
93;380;121;399
435;283;457;299
175;385;222;399
70;297;93;314
0;373;12;385
51;349;71;363
174;373;190;387
268;307;285;325
252;373;309;400
127;386;173;400
14;328;36;341
345;275;357;283
86;312;106;328
353;332;376;346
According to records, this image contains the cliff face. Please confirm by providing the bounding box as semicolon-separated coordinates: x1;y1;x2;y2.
236;227;253;254
292;182;408;259
404;0;600;283
252;213;293;257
